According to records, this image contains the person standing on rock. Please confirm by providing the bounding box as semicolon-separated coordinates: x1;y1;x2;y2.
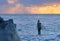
37;20;41;35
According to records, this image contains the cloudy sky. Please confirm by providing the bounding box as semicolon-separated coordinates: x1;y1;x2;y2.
0;0;60;14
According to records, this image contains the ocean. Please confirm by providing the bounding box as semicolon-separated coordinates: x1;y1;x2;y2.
0;14;60;41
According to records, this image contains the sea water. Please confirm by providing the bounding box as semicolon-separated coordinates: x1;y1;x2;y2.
0;14;60;41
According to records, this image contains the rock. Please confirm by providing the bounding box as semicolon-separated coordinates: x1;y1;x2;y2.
0;17;20;41
57;35;60;38
18;29;22;31
45;39;49;41
0;17;5;29
0;17;4;23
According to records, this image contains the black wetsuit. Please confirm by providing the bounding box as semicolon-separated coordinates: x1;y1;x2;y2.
37;20;41;35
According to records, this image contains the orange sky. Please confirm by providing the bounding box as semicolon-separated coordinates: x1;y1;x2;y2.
1;0;60;14
26;3;60;14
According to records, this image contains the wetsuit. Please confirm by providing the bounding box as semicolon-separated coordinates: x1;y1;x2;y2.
37;20;41;35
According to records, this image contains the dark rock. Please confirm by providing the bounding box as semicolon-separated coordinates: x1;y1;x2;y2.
8;19;13;23
57;35;60;38
0;17;4;23
45;39;49;41
0;17;6;29
0;17;20;41
18;29;22;31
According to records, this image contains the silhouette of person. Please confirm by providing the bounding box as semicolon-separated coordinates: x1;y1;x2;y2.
37;20;41;35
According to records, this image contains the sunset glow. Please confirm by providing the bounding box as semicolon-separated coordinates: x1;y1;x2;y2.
26;4;60;14
4;3;60;14
7;0;15;4
1;0;60;14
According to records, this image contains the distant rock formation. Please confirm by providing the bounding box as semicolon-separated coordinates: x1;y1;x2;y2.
0;17;20;41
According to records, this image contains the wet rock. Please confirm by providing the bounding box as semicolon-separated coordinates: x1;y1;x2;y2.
18;29;22;31
45;39;49;41
57;35;60;38
0;17;20;41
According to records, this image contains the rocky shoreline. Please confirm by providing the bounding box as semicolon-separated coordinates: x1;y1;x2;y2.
0;17;20;41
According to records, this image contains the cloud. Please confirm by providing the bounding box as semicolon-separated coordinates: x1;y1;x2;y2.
0;0;7;5
0;3;60;14
0;3;25;14
8;4;25;13
7;0;15;4
0;0;60;14
25;3;60;14
18;0;60;6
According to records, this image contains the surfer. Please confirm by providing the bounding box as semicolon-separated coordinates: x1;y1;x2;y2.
37;20;41;35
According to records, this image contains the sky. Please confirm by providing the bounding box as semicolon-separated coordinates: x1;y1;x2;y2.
0;0;60;14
